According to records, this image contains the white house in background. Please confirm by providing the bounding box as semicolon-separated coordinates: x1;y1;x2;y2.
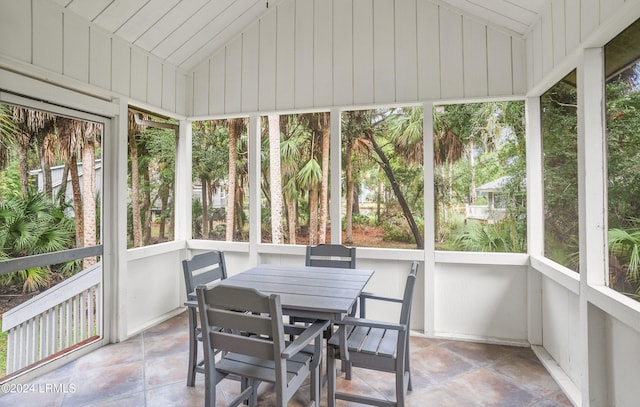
29;160;103;205
465;176;511;224
191;181;228;209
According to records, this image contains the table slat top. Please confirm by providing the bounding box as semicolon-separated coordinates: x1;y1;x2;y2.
220;264;374;320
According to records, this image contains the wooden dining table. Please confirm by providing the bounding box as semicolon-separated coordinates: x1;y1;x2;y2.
218;263;374;322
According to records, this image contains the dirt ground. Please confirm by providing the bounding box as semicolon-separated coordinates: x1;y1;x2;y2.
0;273;67;316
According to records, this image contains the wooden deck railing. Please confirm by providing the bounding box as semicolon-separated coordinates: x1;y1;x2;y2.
1;262;102;375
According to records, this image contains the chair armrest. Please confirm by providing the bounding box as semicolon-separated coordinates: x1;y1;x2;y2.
283;324;307;336
336;316;406;332
360;292;403;304
282;320;330;358
359;292;402;318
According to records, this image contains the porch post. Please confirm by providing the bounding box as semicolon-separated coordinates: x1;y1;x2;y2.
423;101;435;336
174;119;192;241
113;99;129;342
577;47;609;407
248;113;261;266
330;107;342;244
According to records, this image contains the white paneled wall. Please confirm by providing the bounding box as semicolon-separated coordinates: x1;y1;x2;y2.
0;0;187;115
191;0;526;116
525;0;640;92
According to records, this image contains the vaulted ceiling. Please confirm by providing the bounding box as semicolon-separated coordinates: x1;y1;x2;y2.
52;0;547;72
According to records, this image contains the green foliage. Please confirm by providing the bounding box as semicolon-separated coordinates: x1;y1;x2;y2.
434;100;527;252
545;234;579;271
454;217;526;253
0;161;22;199
296;158;322;188
607;81;640;231
541;75;579;270
0;193;75;292
381;214;423;244
609;223;640;293
435;213;466;250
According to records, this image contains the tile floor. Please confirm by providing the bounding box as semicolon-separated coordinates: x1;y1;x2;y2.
0;311;573;407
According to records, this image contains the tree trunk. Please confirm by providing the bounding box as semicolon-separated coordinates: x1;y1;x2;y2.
286;196;297;244
309;185;319;245
268;114;283;244
344;140;354;245
376;180;382;224
201;177;209;238
369;134;424;249
469;140;476;204
441;166;448;224
448;160;453;221
318;115;330;244
81;135;97;267
158;185;169;240
142;164;152;245
38;143;53;199
225;120;238;241
129;132;143;247
18;134;30;198
69;155;84;247
235;183;245;239
57;162;70;206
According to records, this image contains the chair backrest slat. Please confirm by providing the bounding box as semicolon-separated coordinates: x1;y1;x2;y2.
399;262;419;327
209;308;273;336
211;331;276;360
306;244;356;269
183;251;227;294
197;284;285;366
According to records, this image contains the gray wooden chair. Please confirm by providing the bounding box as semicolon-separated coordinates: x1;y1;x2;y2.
196;284;329;407
326;261;419;407
182;250;228;387
304;243;359;376
305;243;357;269
304;244;358;318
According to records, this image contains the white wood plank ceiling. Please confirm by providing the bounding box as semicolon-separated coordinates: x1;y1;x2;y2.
51;0;547;72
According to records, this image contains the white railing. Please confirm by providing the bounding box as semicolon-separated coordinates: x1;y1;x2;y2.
465;204;506;224
2;263;102;375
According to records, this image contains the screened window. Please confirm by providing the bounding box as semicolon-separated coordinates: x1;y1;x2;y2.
605;17;640;300
191;118;249;242
341;107;424;249
434;101;527;253
127;109;176;248
261;113;330;245
0;102;104;377
541;71;579;271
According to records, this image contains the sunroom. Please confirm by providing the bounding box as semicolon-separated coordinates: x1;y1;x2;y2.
1;0;640;406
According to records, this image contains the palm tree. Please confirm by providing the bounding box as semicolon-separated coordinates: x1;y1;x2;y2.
302;113;330;243
341;110;370;244
0;193;75;292
363;123;424;249
609;224;640;298
268;114;283;243
225;119;244;241
57;117;85;247
297;157;322;245
11;107;56;198
128;112;144;247
433;106;465;234
81;121;101;267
